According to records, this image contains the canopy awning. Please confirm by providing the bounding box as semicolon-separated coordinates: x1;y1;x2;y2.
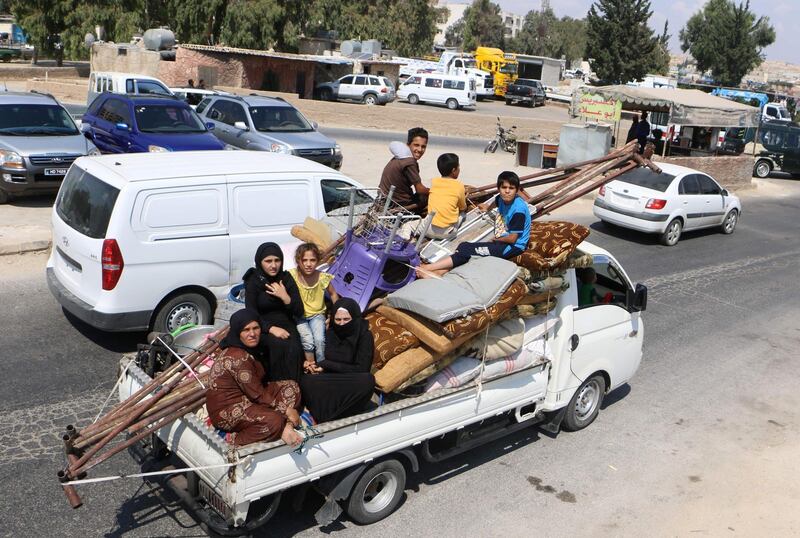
570;85;760;127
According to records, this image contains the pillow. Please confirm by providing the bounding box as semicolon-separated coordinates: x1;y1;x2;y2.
377;305;454;355
515;298;558;319
462;318;525;361
512;221;590;271
386;256;520;323
480;338;554;381
396;354;460;392
424;357;482;392
527;275;568;293
365;312;420;371
374;346;435;393
523;314;558;342
440;279;527;339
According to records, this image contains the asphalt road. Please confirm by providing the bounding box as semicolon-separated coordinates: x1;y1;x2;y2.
1;174;799;536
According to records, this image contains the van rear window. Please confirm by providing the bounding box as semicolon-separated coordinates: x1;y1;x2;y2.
56;167;119;239
616;167;675;192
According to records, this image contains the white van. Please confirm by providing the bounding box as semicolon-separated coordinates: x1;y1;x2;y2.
46;151;371;333
87;72;174;106
397;73;477;110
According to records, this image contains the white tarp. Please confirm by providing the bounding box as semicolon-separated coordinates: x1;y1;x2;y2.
570;85;760;127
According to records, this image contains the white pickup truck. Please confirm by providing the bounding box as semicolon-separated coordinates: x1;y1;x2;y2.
118;240;647;535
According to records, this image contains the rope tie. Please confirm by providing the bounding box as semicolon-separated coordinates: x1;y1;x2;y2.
293;424;324;455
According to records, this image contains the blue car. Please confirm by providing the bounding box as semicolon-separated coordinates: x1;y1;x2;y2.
80;94;225;153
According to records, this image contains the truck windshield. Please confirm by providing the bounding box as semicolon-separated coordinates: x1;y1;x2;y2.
135;105;207;133
500;63;517;75
249;106;313;132
0;104;79;136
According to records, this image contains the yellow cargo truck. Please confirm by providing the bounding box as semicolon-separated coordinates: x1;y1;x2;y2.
474;47;518;97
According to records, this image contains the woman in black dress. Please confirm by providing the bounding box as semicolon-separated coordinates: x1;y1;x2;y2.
300;298;375;423
244;242;305;383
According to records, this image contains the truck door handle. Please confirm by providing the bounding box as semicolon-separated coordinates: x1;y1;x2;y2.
569;334;579;351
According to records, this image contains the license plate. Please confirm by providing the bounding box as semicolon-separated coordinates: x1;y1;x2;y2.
45;168;68;176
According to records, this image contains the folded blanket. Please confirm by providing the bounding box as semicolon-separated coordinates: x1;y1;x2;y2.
377;305;455;355
440;279;527;339
461;317;525;361
511;221;590;272
515;298;558;318
365;311;420;371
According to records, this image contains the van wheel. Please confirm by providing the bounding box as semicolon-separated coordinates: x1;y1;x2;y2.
152;293;211;334
407;94;419;105
345;459;406;525
720;209;738;234
754;159;772;178
446;98;459;110
562;374;606;432
660;218;682;246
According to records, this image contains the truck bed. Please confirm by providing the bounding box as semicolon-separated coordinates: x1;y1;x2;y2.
118;345;553;517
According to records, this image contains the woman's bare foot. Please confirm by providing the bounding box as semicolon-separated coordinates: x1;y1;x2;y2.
281;423;303;446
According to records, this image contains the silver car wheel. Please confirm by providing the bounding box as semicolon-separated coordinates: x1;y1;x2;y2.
722;209;738;234
166;302;202;332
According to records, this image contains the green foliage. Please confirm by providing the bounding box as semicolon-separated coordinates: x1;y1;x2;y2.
508;3;587;63
585;0;665;84
8;0;443;59
448;0;504;51
680;0;775;86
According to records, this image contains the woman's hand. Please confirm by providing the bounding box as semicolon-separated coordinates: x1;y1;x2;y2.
269;326;290;339
281;422;303;447
265;281;291;305
285;407;301;427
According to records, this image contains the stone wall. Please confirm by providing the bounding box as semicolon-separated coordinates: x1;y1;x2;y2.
160;48;321;98
654;154;754;191
90;43;163;78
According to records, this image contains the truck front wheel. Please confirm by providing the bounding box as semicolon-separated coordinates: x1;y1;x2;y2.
345;459;406;525
563;374;606;431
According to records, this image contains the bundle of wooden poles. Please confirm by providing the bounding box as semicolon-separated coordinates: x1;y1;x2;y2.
467;140;661;216
58;327;228;509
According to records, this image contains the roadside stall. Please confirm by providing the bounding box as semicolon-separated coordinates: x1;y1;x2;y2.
569;85;761;157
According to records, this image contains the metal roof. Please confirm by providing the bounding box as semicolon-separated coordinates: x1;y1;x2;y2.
179;43;353;65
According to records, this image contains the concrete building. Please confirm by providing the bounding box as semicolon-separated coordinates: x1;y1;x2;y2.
435;1;524;46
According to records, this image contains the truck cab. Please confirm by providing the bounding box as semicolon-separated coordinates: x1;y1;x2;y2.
474;47;518;97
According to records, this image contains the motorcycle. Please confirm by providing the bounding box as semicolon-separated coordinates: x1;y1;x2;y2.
484;117;517;154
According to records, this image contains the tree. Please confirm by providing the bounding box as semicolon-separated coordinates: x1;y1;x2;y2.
460;0;505;51
680;0;775;86
220;0;283;50
444;18;465;48
585;0;665;84
647;20;670;75
509;5;587;64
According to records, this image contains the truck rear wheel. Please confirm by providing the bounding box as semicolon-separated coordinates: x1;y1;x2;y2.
754;159;772;178
345;459;406;525
562;374;606;432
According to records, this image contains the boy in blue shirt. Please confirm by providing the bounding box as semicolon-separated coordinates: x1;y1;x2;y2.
417;171;531;278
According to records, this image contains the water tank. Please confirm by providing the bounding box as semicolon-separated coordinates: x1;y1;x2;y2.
143;28;175;51
84;33;95;49
361;39;382;55
341;40;362;57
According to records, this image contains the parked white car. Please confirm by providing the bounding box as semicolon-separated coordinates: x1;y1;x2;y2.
314;74;396;105
397;73;476;110
592;163;741;246
46;151;371;333
87;72;173;105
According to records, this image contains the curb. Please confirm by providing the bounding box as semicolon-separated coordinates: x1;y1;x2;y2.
0;239;51;257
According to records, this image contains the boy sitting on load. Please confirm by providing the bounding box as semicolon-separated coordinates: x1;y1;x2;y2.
417;171;531;279
426;153;467;239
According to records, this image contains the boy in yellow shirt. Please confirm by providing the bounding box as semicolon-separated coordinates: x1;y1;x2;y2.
426;153;466;239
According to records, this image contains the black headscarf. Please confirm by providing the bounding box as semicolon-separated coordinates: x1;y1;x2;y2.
331;297;362;339
251;242;285;284
321;297;373;372
221;309;262;350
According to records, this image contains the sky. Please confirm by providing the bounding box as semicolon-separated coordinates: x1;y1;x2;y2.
488;0;799;65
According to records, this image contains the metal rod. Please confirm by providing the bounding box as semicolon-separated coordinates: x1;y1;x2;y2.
536;162;638;216
72;399;206;477
415;211;435;251
67;350;207;476
346;189;356;232
382;185;396;215
385;214;402;255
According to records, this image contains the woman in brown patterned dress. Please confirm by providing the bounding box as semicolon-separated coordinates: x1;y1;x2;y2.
206;309;303;447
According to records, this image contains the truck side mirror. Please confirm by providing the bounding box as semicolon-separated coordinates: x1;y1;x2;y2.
627;283;648;312
721;188;729;197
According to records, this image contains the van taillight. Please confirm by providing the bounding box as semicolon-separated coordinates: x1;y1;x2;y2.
645;198;667;210
101;239;124;291
598;185;606;196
